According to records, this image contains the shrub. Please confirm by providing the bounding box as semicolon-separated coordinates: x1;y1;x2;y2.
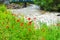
34;0;60;12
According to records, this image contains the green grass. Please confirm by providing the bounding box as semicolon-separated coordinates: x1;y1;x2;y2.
0;5;60;40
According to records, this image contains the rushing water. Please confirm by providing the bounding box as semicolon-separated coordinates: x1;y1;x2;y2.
10;4;60;26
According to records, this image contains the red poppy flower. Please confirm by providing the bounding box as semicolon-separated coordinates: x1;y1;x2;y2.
28;21;32;25
27;17;31;20
17;19;20;22
20;23;24;26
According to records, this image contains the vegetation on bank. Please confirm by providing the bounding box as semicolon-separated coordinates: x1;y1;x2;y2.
34;0;60;12
0;5;60;40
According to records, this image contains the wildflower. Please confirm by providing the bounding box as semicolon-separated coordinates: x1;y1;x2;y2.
6;25;9;29
17;19;20;22
20;23;24;26
28;21;32;25
27;17;31;21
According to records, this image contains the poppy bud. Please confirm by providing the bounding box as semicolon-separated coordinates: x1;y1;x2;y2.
27;18;31;21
